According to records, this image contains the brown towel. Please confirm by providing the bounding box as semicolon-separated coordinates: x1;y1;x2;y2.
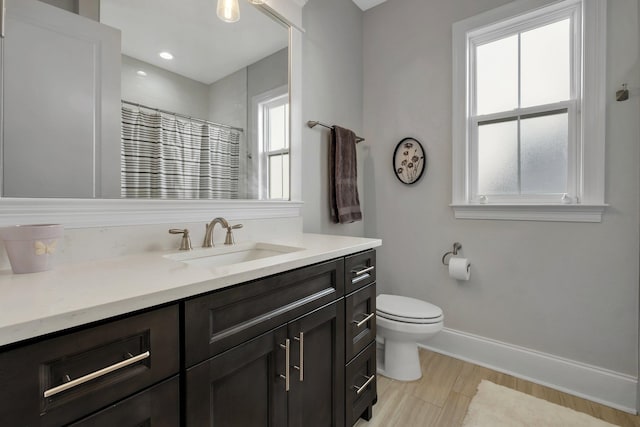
330;126;362;223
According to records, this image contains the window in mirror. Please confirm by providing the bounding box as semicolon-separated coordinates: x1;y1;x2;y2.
259;91;290;200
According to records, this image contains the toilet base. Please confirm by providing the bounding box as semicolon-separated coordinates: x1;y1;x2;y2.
378;338;422;381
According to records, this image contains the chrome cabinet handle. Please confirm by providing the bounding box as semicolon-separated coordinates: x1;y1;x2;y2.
43;351;150;398
279;339;290;392
293;333;304;382
352;313;375;328
351;266;375;276
353;374;375;395
351;266;374;284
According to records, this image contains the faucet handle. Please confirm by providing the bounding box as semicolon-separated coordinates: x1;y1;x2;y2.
224;223;243;245
169;229;193;251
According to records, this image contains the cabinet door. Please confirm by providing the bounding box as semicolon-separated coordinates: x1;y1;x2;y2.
345;343;376;427
69;376;179;427
185;258;345;367
345;251;376;294
288;301;345;427
345;283;376;362
0;305;179;427
186;326;288;427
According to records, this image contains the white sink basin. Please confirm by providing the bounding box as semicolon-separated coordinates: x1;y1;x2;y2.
164;242;305;269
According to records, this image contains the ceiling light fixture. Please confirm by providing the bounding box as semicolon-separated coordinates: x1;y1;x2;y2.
248;0;265;4
159;51;174;60
136;70;147;76
217;0;240;23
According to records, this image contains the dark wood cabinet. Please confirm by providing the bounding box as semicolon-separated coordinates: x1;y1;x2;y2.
0;305;180;427
0;249;378;427
186;326;288;426
186;300;346;427
345;283;376;361
345;343;377;426
288;301;345;427
69;376;180;427
184;258;345;367
344;250;377;426
344;250;376;294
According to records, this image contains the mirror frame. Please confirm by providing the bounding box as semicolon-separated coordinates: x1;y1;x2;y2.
0;0;306;228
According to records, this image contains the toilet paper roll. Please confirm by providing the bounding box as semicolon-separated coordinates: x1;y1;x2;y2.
449;257;470;281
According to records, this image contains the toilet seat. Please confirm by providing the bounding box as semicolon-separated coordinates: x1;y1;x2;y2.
377;294;443;324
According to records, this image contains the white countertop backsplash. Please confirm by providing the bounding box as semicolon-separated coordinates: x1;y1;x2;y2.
0;216;304;270
0;230;381;347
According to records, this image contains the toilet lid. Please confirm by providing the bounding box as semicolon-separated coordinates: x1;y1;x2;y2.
377;294;443;323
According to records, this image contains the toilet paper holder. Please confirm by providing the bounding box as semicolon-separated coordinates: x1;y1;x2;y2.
442;242;462;266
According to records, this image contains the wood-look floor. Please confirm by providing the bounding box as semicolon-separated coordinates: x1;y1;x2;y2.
355;348;640;427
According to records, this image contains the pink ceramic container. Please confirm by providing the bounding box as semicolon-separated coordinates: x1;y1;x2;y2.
0;224;64;274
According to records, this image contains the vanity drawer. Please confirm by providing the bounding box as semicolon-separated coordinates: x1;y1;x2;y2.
0;304;179;427
345;342;377;427
69;376;179;427
345;250;376;294
184;258;345;367
345;283;376;362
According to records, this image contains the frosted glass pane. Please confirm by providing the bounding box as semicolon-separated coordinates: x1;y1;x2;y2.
268;104;288;150
476;35;518;115
282;154;290;200
270;153;289;199
477;120;518;195
520;113;568;194
521;19;571;107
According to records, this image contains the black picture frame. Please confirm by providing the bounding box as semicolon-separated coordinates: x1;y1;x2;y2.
393;137;426;185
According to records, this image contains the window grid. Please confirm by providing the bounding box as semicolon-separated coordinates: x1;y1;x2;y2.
260;95;290;200
467;5;581;203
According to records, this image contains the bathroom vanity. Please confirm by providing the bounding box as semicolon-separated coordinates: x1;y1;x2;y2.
0;235;380;426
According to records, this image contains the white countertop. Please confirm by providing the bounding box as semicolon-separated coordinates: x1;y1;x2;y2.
0;233;381;347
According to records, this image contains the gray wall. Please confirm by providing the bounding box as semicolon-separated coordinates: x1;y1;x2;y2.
209;48;289;198
121;55;210;120
362;0;640;376
301;0;365;236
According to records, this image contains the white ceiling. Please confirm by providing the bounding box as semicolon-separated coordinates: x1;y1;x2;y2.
352;0;388;11
101;0;289;85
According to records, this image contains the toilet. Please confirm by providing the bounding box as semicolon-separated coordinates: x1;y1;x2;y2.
376;294;443;381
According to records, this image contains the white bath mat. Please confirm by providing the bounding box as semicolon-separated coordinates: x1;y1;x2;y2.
462;380;618;427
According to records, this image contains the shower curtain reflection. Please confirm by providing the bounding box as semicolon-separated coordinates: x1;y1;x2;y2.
121;106;240;199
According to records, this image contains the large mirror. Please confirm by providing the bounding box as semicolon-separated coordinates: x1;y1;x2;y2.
2;0;290;201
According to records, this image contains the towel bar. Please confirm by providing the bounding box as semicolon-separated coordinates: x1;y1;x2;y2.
307;120;365;143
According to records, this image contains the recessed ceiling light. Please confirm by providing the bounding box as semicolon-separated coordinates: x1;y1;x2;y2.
159;51;174;60
136;70;147;76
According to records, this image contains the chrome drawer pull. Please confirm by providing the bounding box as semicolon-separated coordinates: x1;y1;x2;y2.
351;266;375;277
43;351;150;398
352;313;375;328
279;339;290;392
351;274;370;285
294;332;304;382
353;374;375;395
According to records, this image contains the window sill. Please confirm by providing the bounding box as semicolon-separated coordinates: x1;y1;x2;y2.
450;203;608;222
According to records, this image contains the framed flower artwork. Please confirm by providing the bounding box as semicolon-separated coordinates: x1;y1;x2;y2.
393;137;425;185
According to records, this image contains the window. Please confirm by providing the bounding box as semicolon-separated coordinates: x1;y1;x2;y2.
258;91;290;200
452;0;607;222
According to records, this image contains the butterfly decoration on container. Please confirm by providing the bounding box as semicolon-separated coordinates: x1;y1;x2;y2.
34;240;57;256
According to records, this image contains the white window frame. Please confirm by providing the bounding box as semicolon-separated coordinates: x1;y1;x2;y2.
254;86;290;200
451;0;607;222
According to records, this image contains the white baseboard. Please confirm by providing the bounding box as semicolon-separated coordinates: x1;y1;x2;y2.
419;328;638;414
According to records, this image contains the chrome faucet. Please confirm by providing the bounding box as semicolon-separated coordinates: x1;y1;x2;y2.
203;217;243;247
